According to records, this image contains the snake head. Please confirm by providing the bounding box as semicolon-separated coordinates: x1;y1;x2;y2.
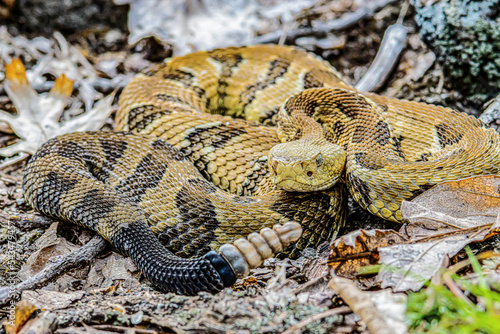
270;105;346;192
268;139;346;192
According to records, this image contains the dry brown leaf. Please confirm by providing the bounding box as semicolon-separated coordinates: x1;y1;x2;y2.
377;175;500;292
328;273;406;334
17;311;57;334
401;175;500;238
84;253;141;290
21;290;84;310
18;223;79;282
329;229;407;278
2;299;37;334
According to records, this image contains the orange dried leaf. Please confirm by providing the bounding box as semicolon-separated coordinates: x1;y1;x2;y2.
3;299;37;334
401;175;500;239
2;0;16;9
412;175;500;218
50;74;74;98
378;176;500;292
329;229;407;279
5;58;29;85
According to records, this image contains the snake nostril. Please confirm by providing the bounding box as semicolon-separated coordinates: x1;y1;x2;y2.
307;171;313;177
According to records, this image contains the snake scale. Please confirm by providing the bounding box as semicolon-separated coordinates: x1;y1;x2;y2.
23;45;500;294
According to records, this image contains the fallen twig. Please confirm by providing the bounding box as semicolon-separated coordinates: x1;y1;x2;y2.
355;24;407;92
9;213;56;230
479;93;500;131
355;1;409;92
293;273;328;293
253;0;396;45
93;324;159;334
0;235;107;306
282;306;351;334
328;272;393;334
442;251;500;305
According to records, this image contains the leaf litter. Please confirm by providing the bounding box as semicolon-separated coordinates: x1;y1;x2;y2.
327;176;500;293
0;32;115;167
377;176;500;291
1;0;500;333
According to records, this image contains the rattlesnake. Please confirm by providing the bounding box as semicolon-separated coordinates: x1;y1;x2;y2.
23;45;500;295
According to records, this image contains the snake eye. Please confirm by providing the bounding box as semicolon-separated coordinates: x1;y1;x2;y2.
315;153;323;167
307;171;313;177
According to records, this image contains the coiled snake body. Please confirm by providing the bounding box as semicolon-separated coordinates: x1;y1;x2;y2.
23;45;500;294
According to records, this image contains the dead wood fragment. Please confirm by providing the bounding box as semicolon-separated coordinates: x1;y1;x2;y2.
328;272;393;334
355;24;407;92
282;306;351;334
9;213;56;230
479;93;500;131
17;310;57;334
0;235;107;306
253;0;396;45
93;324;161;334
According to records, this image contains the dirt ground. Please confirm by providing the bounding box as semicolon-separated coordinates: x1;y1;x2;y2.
0;1;495;333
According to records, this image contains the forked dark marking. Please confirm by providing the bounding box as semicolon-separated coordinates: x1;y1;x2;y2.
162;69;195;86
38;171;79;216
241;58;291;106
100;139;128;165
352;125;366;144
436;122;463;148
354;152;384;170
115;153;168;202
70;189;118;229
303;71;325;89
346;172;372;207
376;121;391;146
57;141;85;159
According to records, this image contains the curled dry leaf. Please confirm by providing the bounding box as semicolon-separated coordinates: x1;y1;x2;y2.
2;299;37;334
401;175;500;237
18;222;78;282
84;253;141;290
378;175;500;292
328;274;405;334
0;59;113;168
21;290;84;310
329;229;407;279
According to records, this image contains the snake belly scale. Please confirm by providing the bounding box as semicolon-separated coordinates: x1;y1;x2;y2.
23;45;500;294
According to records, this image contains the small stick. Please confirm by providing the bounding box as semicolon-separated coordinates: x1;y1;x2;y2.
328;272;393;334
479;93;500;126
253;0;396;45
0;235;107;306
282;306;351;334
293;273;328;293
442;251;500;305
354;0;409;93
354;23;407;92
92;324;159;334
9;213;56;230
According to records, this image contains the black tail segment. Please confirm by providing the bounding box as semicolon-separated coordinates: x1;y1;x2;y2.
22;132;237;296
112;221;234;295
